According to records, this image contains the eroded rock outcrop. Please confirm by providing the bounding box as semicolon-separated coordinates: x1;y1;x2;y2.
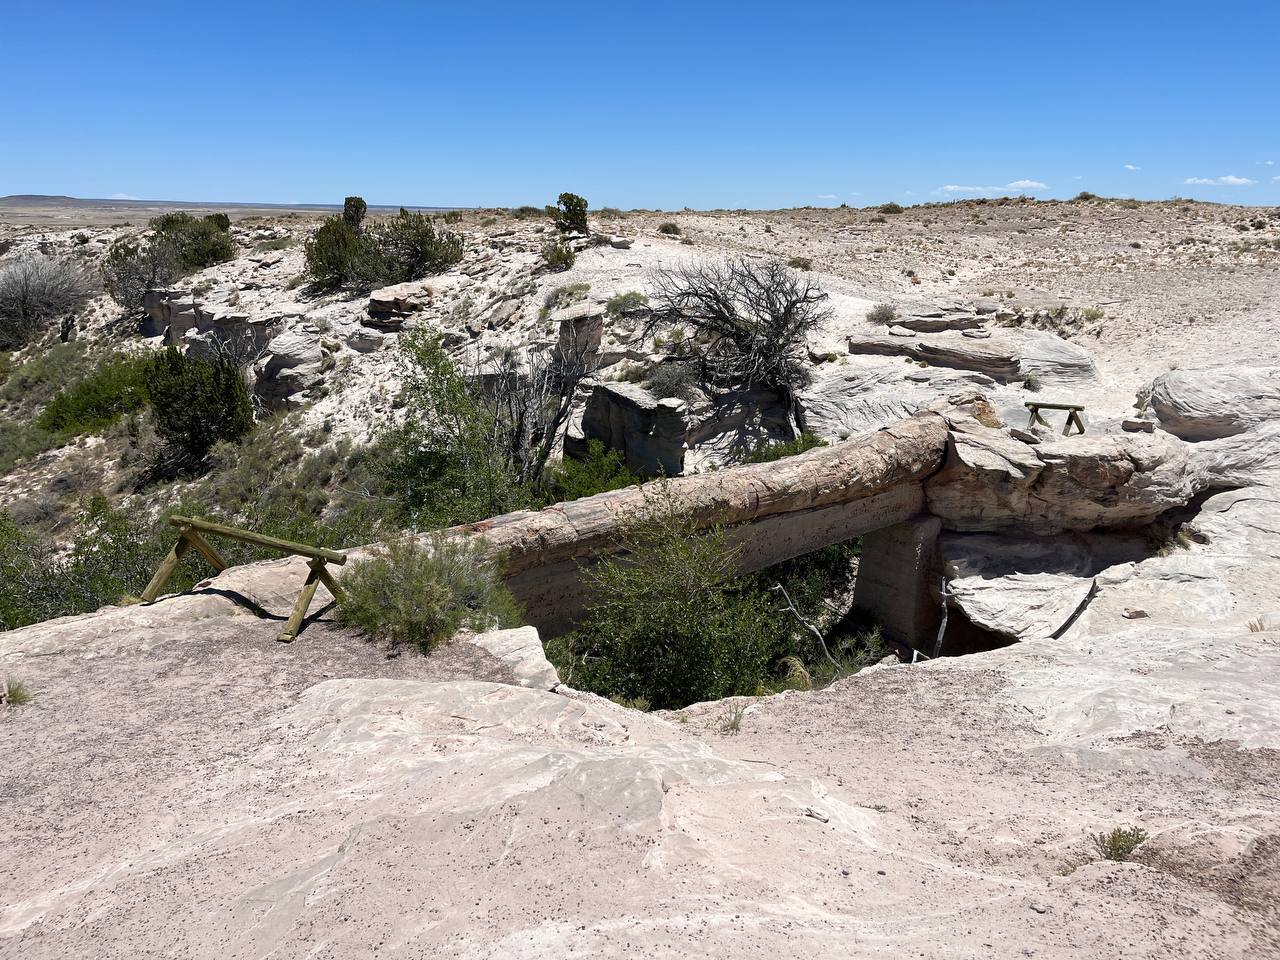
1150;367;1280;441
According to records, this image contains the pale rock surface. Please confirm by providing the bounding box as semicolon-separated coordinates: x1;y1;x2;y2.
1150;366;1280;440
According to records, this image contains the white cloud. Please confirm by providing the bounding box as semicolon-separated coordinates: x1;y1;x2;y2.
1260;160;1275;166
110;192;140;200
816;194;839;200
937;179;1047;196
1184;175;1256;186
1124;164;1141;171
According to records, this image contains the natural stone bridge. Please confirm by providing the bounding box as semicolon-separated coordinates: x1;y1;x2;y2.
455;405;1210;648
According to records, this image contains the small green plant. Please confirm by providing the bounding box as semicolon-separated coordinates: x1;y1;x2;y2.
547;440;638;502
657;222;682;235
1081;306;1105;322
2;678;32;706
541;241;576;272
253;236;297;252
1023;373;1043;393
303;217;382;290
1073;191;1101;201
787;256;813;271
605;290;648;317
554;192;589;233
1092;826;1148;862
720;701;746;734
540;282;590;318
878;202;905;214
866;302;897;325
336;534;520;651
203;212;232;232
745;433;827;464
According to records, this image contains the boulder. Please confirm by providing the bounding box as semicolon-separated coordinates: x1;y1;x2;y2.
1149;367;1280;441
468;626;561;690
554;300;605;356
925;424;1206;535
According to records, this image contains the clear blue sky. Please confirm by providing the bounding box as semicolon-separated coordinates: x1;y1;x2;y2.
2;0;1277;209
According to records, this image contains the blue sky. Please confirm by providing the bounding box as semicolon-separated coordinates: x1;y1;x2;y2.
2;0;1277;209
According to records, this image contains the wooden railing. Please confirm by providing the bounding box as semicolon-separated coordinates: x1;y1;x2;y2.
140;515;347;642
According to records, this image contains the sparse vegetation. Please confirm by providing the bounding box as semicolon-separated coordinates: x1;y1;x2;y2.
36;353;151;436
866;302;897;325
646;362;698;401
541;282;590;318
304;202;463;291
143;348;254;468
336;534;520;651
342;195;367;230
0;254;92;348
548;439;637;502
787;256;813;271
2;678;32;706
878;202;905;214
541;241;576;272
744;433;827;463
605;290;648;317
1092;826;1148;862
658;222;682;236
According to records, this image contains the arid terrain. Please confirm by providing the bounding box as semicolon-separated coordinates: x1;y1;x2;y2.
2;194;1279;958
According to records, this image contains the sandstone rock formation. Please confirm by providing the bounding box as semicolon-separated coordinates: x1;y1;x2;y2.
1150;366;1280;440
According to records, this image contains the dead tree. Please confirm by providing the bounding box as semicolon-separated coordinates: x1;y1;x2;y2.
645;257;830;437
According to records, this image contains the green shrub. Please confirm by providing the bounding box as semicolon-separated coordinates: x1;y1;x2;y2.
511;205;545;220
549;494;782;709
878;202;905;214
102;235;183;313
547;440;637;502
36;354;150;436
787;256;813;271
541;241;576;272
368;208;465;282
343;196;368;230
606;291;648;317
745;433;827;463
144;348;253;464
657;222;682;235
866;302;898;325
540;282;590;319
303;218;382;291
336;534;520;651
646;362;698;400
554;192;589;233
2;678;32;706
1073;191;1101;201
0;419;58;472
149;212;236;271
1092;826;1148;861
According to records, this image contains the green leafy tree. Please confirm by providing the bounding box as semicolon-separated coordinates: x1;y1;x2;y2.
554;192;589;233
368;208;465;282
102;235;182;313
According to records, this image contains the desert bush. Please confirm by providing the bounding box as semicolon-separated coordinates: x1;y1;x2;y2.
548;493;782;709
511;205;545;220
744;433;826;463
143;348;253;465
1073;191;1101;201
646;257;830;436
540;282;590;318
36;353;151;436
1092;826;1147;861
646;361;698;400
336;534;519;651
1;678;32;706
787;256;813;271
546;439;637;502
0;420;58;472
606;290;648;317
303;218;383;291
0;254;92;347
368;208;464;283
541;241;576;272
149;212;236;271
878;202;905;214
866;302;897;325
657;222;682;235
102;235;183;313
554;192;589;233
342;195;368;230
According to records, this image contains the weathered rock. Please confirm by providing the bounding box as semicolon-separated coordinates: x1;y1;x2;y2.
847;330;1095;385
567;381;688;477
607;235;633;249
468;626;561;690
942;533;1097;641
925;424;1206;534
554;300;606;356
1150;367;1280;441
